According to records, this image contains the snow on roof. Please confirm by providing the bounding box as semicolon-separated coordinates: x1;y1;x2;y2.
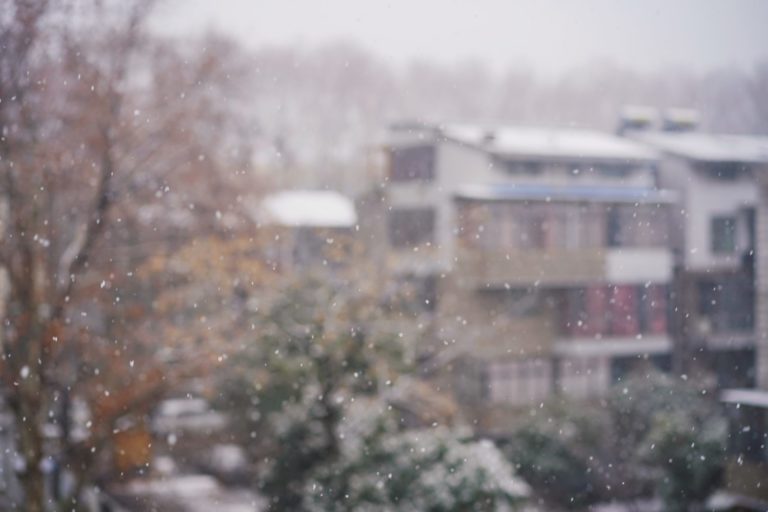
442;124;659;162
455;183;678;204
721;388;768;409
260;190;357;228
632;131;768;164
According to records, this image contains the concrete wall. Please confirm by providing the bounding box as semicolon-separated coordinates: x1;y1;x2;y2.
605;248;673;283
656;157;757;271
757;172;768;389
386;141;491;273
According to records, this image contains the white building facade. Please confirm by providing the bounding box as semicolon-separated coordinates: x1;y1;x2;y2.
628;120;768;389
384;122;678;425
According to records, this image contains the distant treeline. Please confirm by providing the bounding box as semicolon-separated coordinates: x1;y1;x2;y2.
222;38;768;189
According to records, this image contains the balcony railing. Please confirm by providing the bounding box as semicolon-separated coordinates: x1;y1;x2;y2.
456;248;606;288
456;246;673;288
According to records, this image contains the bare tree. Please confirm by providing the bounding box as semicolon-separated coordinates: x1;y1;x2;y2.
0;1;258;509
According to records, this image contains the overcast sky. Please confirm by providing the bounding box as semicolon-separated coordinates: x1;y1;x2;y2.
157;0;768;77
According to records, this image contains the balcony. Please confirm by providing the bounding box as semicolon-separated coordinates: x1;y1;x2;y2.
468;314;556;358
456;248;603;288
455;246;672;288
433;314;556;369
438;282;558;358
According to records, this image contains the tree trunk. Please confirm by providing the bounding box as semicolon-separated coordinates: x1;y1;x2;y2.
17;392;46;512
13;326;47;512
20;469;45;512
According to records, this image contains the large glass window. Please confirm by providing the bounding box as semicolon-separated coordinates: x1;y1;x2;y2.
711;215;737;253
487;358;552;405
560;285;668;337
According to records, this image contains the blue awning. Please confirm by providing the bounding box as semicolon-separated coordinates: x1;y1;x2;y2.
454;184;678;204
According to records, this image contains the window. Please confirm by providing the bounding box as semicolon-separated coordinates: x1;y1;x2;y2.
560;285;668;337
559;357;609;398
388;208;435;248
697;278;754;332
701;163;749;181
389;145;435;182
481;289;542;318
641;285;669;335
597;164;634;178
496;159;543;176
488;358;552;405
609;285;640;336
561;287;608;336
603;205;670;249
711;216;737;254
606;206;622;247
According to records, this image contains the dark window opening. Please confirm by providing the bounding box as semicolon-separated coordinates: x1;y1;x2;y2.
597;164;634;178
701;162;750;181
711;216;737;254
606;206;622;247
389;145;435;182
496;159;543;176
388;208;435;248
697;278;754;332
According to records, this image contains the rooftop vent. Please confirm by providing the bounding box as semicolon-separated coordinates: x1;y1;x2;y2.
388;120;442;143
616;106;658;135
662;108;699;132
390;120;432;133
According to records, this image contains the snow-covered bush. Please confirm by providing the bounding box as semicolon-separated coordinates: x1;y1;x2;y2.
220;276;528;511
508;370;727;511
302;403;529;512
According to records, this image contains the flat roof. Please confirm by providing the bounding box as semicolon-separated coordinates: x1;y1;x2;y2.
259;190;357;228
454;183;678;204
443;124;659;163
632;131;768;164
721;388;768;409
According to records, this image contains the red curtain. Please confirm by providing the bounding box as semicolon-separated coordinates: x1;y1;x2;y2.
583;286;608;336
610;285;639;336
646;285;668;335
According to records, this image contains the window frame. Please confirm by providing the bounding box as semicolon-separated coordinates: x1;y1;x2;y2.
711;215;738;254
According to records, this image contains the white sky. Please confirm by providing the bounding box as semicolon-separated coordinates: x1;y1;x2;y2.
156;0;768;77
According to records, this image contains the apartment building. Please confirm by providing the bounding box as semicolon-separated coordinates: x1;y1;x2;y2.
625;110;768;388
384;122;677;424
699;134;768;512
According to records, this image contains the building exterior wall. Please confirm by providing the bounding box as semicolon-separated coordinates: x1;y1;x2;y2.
656;157;757;272
653;156;691;259
438;195;675;410
651;150;760;384
386;140;491;273
757;173;768;389
384;125;676;421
